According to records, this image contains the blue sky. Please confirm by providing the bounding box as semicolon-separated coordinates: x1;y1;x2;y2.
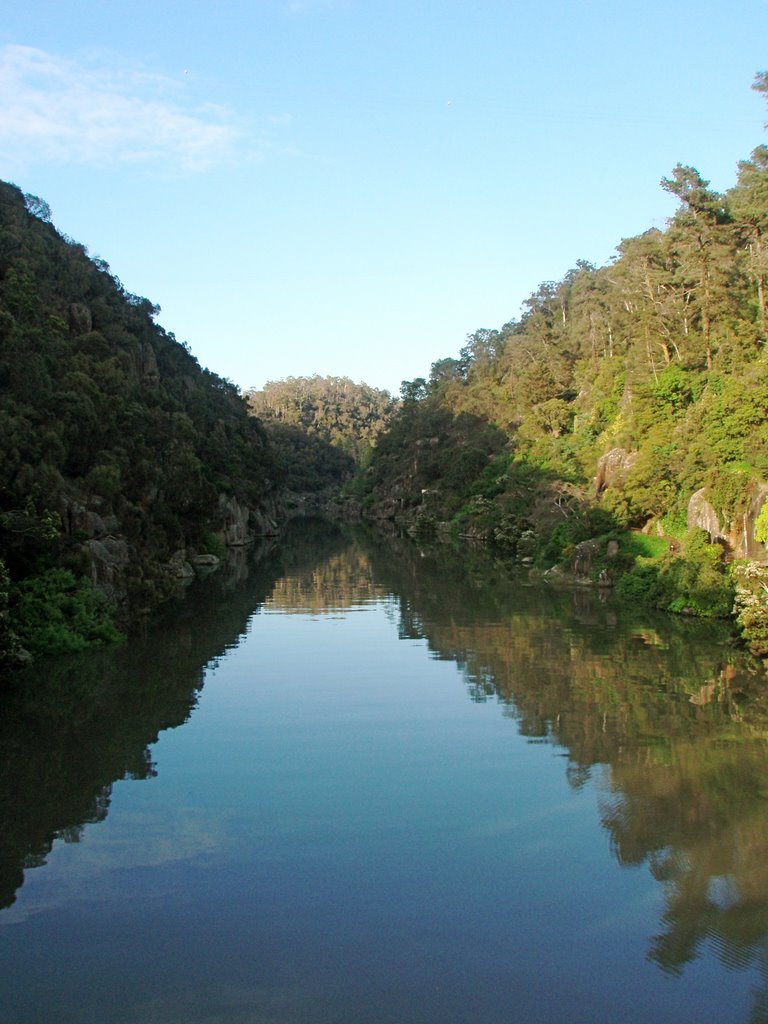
1;1;767;397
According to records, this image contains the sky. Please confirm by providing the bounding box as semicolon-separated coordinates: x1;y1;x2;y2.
1;1;767;398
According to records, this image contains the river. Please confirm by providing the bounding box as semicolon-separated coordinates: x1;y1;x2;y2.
2;520;768;1023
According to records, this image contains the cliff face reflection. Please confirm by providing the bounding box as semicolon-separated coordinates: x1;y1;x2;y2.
3;521;768;995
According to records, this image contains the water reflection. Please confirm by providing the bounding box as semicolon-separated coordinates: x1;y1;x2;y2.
265;545;388;614
0;524;344;911
3;521;768;1010
359;529;768;998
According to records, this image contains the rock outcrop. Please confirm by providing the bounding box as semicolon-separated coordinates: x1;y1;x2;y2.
538;535;621;588
83;537;131;604
688;489;725;544
594;448;638;494
53;486;283;612
216;494;280;547
688;485;768;560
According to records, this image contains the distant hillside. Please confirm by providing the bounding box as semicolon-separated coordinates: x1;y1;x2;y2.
0;181;283;662
246;375;394;500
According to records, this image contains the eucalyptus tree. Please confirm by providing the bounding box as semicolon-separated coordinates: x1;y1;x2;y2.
610;229;683;376
660;165;735;370
730;145;768;333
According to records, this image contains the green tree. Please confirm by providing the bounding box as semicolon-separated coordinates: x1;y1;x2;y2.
661;165;735;370
730;145;768;332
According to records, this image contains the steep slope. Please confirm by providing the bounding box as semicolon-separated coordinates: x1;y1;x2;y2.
0;181;283;658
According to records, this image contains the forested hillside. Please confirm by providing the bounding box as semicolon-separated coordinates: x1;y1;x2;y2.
246;375;394;497
0;181;282;663
353;74;768;653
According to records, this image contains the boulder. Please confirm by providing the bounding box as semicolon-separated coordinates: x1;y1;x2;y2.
570;539;602;578
594;448;638;494
62;497;108;539
192;553;220;572
597;568;613;588
168;549;194;580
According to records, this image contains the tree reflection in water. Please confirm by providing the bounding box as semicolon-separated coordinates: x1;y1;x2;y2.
3;521;768;1014
0;520;356;911
359;528;768;1001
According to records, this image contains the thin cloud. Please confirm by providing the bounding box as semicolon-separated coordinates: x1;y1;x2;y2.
0;45;242;170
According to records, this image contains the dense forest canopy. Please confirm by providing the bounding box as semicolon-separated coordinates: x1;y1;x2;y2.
246;375;394;494
0;180;282;662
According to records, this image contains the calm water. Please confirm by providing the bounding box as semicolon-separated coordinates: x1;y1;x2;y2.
3;521;768;1023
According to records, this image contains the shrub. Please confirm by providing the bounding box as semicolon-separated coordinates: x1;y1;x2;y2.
733;563;768;656
0;558;24;667
539;505;618;566
202;530;226;560
616;529;733;618
413;512;438;538
615;562;665;604
10;569;123;655
755;502;768;546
